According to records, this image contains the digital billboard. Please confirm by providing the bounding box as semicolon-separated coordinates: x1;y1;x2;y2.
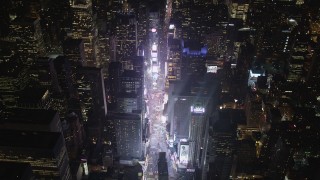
207;65;218;73
151;51;157;58
152;65;158;73
179;145;189;165
152;44;157;51
190;106;205;113
152;57;157;62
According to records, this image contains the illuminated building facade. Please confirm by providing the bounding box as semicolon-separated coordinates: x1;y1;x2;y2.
0;108;61;132
0;130;71;180
0;63;30;107
166;39;182;84
112;113;142;160
112;14;138;66
62;113;84;160
189;100;209;168
168;77;215;171
9;17;46;64
77;67;107;122
119;70;144;111
71;0;98;67
227;0;250;23
116;93;139;114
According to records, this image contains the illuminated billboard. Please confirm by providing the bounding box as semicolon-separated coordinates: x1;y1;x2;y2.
207;65;218;73
190;106;205;113
152;44;157;51
152;65;158;73
179;145;189;165
151;51;157;58
152;57;157;62
82;162;89;175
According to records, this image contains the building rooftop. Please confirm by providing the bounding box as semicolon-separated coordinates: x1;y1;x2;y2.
0;129;61;149
171;76;217;97
0;60;22;78
110;112;141;121
0;161;33;180
1;108;58;125
219;109;247;125
11;16;38;24
18;86;48;104
121;70;141;78
183;40;202;51
63;38;83;47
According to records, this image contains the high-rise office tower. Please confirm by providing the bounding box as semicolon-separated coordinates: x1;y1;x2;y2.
63;38;86;66
112;14;138;66
108;62;123;106
119;70;144;111
117;93;139;113
0;161;34;180
62;112;85;160
112;112;143;160
0;60;30;107
96;19;111;74
9;17;46;64
0;130;71;180
71;0;98;67
77;67;107;122
0;108;62;132
158;152;169;180
53;56;77;98
168;77;215;171
39;0;73;54
189;99;209;168
166;39;182;84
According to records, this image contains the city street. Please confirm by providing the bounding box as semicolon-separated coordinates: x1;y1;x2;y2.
144;72;177;180
144;0;175;179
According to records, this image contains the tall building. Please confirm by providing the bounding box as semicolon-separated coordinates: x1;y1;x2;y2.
112;112;143;160
181;40;207;79
227;0;250;23
189;100;209;168
0;61;30;107
63;38;86;66
9;17;46;64
0;161;34;180
168;78;213;140
53;56;77;99
70;0;98;67
62;112;85;160
77;67;107;146
168;76;216;172
119;70;144;111
158;152;169;180
0;130;71;180
112;14;138;66
0;108;61;132
77;66;107;120
35;0;75;55
166;38;182;84
107;62;123;106
117;93;139;113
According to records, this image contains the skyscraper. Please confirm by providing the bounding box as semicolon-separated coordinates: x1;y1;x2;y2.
0;130;71;180
112;112;143;160
63;38;86;66
77;67;107;122
71;0;98;67
9;17;46;64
